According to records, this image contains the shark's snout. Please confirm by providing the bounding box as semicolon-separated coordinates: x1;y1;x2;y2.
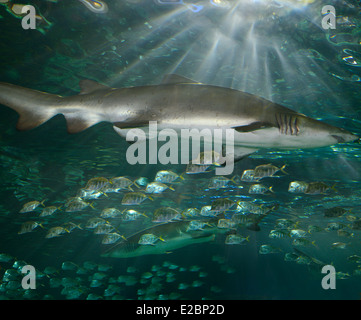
331;131;359;144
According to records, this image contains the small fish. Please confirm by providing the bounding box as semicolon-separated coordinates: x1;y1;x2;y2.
347;255;361;263
138;233;165;246
121;209;148;221
236;201;264;214
186;220;211;232
64;197;94;212
182;208;200;218
191;150;222;166
248;184;273;194
269;229;290;239
308;225;324;233
145;182;175;194
253;163;287;179
45;226;69;238
106;176;135;192
134;177;149;187
85;217;109;229
189;265;201;272
331;242;348;249
19;200;45;213
211;198;237;212
292;238;316;247
18;221;43;234
335;271;351;280
275;219;298;230
324;206;350;217
77;188;105;199
121;192;153;205
217;219;236;229
290;229;308;238
152;207;183;223
326;222;347;231
305;182;336;195
231;213;254;225
353;268;361;276
288;181;309;193
62;222;82;232
100;208;122;218
61;261;78;271
284;252;299;262
185;164;212;174
102;233;126;244
94;223;116;235
140;271;153;279
39;205;61;217
240;169;259;182
225;234;249;245
351;220;361;230
259;244;281;254
337;230;354;238
154;170;184;183
345;214;358;222
296;255;313;265
192;280;204;288
200;205;217;217
178;283;189;290
84;177;109;191
208;176;238;189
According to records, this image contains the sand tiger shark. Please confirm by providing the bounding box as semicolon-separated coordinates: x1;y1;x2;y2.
0;74;358;163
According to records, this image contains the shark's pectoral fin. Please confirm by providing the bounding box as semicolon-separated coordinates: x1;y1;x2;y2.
222;146;258;163
233;122;275;133
79;79;112;95
161;74;201;85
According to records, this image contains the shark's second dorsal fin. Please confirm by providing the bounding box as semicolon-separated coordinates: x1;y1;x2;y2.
161;74;200;85
79;79;110;95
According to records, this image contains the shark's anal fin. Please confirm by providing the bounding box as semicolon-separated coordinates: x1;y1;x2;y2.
232;122;274;133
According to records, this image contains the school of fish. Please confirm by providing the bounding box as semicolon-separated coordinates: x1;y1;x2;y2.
1;152;361;299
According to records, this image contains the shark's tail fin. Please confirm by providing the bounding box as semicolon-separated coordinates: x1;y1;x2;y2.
0;82;62;131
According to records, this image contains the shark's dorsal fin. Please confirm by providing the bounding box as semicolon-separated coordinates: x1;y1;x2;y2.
79;79;110;95
161;74;200;85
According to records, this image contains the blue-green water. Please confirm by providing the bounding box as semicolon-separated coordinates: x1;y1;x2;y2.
1;0;361;300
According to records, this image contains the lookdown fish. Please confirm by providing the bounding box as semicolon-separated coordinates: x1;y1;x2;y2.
0;74;358;169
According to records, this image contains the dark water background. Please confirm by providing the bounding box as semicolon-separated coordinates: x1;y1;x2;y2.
0;0;361;300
